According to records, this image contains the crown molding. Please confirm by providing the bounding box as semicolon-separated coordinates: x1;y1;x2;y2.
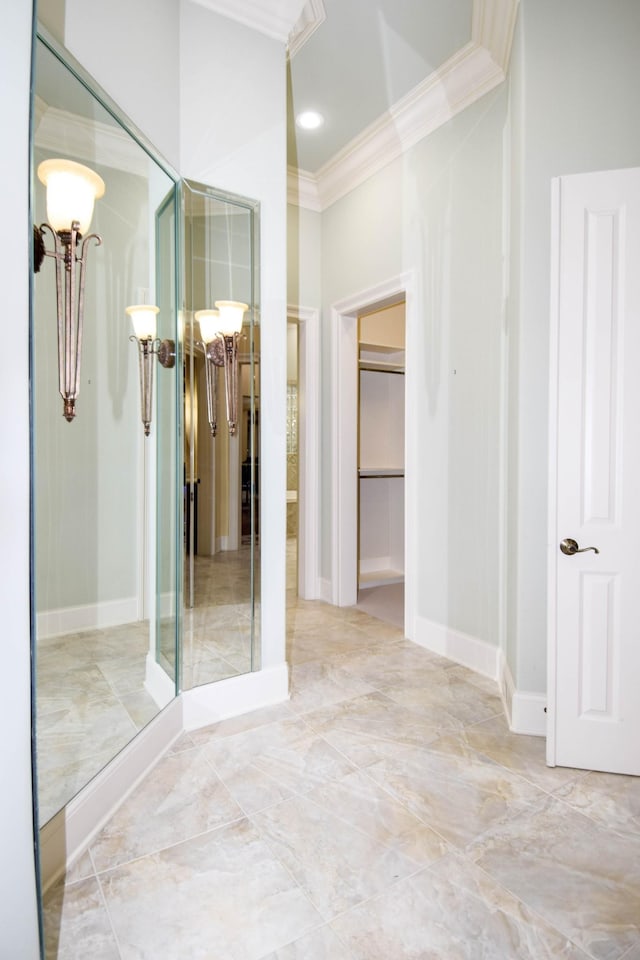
289;0;520;212
288;0;326;58
287;167;321;211
189;0;307;43
34;105;148;178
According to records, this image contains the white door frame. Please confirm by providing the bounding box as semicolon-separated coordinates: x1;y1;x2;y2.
287;304;321;599
331;273;416;638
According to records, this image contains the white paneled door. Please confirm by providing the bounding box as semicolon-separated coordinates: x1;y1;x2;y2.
548;167;640;775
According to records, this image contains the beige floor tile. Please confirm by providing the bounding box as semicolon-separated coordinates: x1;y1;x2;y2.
258;924;355;959
202;716;357;814
99;818;322;960
90;746;244;871
330;851;592;959
462;715;587;792
43;875;120;960
253;784;441;919
363;733;547;849
467;794;640;960
552;769;640;840
288;659;377;714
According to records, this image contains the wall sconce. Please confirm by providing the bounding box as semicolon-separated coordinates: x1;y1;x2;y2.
194;309;220;437
194;301;248;437
127;305;176;437
34;158;105;422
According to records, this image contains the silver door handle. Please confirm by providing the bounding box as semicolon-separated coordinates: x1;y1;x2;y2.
560;538;599;556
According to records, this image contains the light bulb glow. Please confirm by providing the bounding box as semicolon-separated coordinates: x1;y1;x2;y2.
38;158;105;235
214;300;248;335
295;110;324;130
194;309;221;343
126;304;159;340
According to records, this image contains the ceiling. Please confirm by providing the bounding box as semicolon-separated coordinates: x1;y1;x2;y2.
287;0;474;174
185;0;518;207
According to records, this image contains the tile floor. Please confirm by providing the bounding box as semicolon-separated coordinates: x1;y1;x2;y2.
42;578;640;959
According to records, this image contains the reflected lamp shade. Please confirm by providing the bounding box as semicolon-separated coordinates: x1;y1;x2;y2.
194;309;220;344
214;300;248;335
37;158;105;235
126;304;159;340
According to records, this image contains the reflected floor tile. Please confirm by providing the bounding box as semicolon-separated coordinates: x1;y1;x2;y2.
288;660;377;715
461;716;586;793
330;851;591;959
364;733;547;849
38;747;123;825
43;875;120;960
467;794;640;960
90;746;244;871
302;691;454;767
553;769;640;840
202;716;356;814
259;924;355;959
253;782;442;920
100;818;322;960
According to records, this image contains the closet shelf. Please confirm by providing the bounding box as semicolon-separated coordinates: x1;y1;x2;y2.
359;467;404;478
359;359;405;374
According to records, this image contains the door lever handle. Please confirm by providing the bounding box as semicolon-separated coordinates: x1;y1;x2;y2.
560;538;599;556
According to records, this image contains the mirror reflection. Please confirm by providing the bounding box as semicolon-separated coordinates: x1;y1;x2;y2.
181;180;260;689
32;34;179;826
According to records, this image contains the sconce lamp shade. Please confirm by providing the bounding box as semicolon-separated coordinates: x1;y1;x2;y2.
37;158;105;235
194;309;220;344
126;304;159;340
214;300;249;335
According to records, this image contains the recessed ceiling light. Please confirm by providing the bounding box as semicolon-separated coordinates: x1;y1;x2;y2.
296;110;324;131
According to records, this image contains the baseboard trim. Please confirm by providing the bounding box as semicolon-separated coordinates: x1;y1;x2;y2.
413;616;500;680
181;663;290;731
144;653;175;710
499;653;547;737
39;697;183;892
37;596;139;640
319;577;332;604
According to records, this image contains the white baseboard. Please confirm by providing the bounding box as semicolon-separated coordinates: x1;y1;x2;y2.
144;653;175;710
413;616;500;680
37;596;139;640
499;653;547;737
319;577;332;604
182;663;289;731
39;697;183;892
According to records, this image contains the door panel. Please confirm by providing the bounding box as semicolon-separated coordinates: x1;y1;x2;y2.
549;166;640;774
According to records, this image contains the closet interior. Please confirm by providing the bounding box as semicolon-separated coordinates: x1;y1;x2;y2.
357;301;405;627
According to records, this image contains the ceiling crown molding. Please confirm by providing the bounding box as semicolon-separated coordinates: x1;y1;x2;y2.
189;0;308;43
289;0;520;212
288;0;326;58
34;104;148;178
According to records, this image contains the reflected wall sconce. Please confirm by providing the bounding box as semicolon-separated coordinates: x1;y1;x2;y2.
194;300;248;437
127;304;176;437
34;158;105;422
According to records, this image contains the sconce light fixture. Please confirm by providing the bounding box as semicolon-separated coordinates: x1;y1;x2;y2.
35;158;105;422
127;304;176;437
194;300;248;437
194;309;220;437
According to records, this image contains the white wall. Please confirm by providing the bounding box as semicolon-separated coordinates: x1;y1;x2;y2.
508;0;640;693
321;85;508;649
0;1;42;955
64;0;180;168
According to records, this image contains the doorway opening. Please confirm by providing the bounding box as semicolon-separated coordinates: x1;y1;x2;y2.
356;301;405;631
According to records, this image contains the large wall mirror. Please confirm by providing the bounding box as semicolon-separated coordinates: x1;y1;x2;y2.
31;32;261;833
31;31;181;827
181;180;260;689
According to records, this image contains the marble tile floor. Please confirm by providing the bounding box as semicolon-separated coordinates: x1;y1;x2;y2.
43;589;640;959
